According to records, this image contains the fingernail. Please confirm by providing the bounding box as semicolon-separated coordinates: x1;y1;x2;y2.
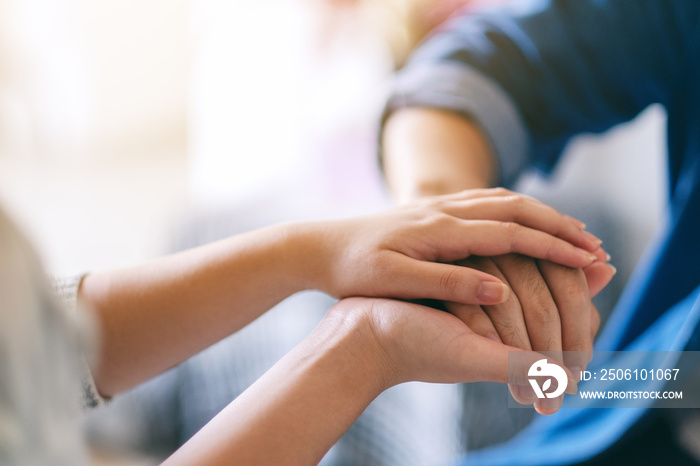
609;264;617;276
605;252;612;262
566;215;586;230
570;366;583;383
577;248;598;263
566;376;579;395
477;282;509;303
515;384;536;403
583;230;603;246
537;396;562;414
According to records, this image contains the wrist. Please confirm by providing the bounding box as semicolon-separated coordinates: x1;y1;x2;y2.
313;299;401;392
281;220;344;296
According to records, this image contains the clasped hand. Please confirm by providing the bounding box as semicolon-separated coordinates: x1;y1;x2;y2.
304;188;613;414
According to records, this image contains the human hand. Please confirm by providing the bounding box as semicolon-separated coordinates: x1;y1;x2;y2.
165;296;578;466
301;188;601;306
446;253;614;413
325;297;578;405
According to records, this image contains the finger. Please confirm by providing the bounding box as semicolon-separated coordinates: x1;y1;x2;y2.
496;255;563;358
426;187;521;202
457;257;532;350
388;254;510;305
467;255;542;404
534;393;564;415
423;188;599;250
441;195;601;251
591;303;601;339
513;362;577;412
538;260;592;377
457;256;537;406
564;214;586;230
592;246;609;262
436;219;598;268
513;354;575;415
583;261;617;297
445;301;501;342
456;337;560;385
430;188;544;207
457;339;578;412
509;382;539;405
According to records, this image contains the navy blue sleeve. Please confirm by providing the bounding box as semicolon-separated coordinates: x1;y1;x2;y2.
388;0;699;185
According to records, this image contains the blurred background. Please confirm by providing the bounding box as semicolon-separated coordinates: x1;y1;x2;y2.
0;0;667;464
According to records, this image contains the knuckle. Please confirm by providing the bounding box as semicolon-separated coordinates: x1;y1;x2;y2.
556;268;590;304
490;187;511;196
521;269;562;325
501;221;520;236
524;281;559;325
432;212;457;230
529;303;559;326
423;196;445;211
439;269;463;297
410;211;446;231
525;269;549;295
506;193;527;207
512;193;528;208
492;320;529;348
563;283;590;305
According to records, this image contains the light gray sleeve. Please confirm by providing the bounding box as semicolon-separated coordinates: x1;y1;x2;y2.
384;61;530;188
52;274;109;409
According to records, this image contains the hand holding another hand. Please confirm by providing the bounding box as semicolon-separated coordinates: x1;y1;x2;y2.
305;188;601;307
445;253;614;413
323;297;579;396
293;188;610;414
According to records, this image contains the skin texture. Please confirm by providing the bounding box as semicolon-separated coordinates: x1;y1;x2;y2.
382;107;616;414
162;298;575;466
77;188;593;463
81;190;597;396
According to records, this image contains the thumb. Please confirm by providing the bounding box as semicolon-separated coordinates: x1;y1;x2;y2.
393;259;510;305
459;337;577;388
462;338;578;415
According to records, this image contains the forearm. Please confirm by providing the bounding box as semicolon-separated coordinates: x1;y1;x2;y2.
162;297;580;465
79;188;601;397
382;107;497;202
81;222;321;396
163;310;388;466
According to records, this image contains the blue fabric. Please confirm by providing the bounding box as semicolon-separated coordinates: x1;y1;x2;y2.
461;288;700;465
390;0;700;464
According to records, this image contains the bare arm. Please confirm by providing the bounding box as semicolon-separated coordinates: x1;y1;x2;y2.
80;225;308;396
163;297;576;466
382;106;615;412
80;193;598;397
383;107;496;202
161;299;387;466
